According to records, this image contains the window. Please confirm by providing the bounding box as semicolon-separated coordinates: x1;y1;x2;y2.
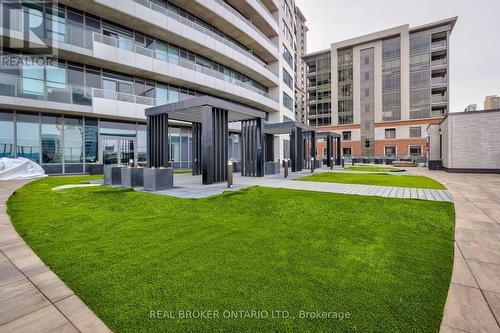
409;126;422;138
283;68;293;89
409;145;422;156
385;128;396;139
364;57;370;65
364;72;369;81
365;139;371;148
365;105;370;113
342;131;351;141
283;45;293;68
0;110;14;158
342;147;352;156
283;92;293;111
364;89;370;97
385;146;396;156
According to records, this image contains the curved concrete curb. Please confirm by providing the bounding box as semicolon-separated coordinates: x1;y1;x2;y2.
0;180;112;333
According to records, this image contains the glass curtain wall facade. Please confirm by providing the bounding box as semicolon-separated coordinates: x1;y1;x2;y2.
337;48;353;125
306;55;331;126
409;33;432;119
0;109;209;173
359;48;375;156
382;37;401;121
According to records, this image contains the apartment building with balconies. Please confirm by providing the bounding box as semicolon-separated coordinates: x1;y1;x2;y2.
304;17;456;159
0;0;306;173
293;5;307;124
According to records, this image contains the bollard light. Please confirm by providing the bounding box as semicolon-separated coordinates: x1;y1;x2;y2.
227;160;233;188
330;157;334;170
284;159;289;178
311;157;315;173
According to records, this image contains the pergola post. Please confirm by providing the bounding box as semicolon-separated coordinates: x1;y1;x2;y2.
335;137;342;165
290;127;304;172
326;134;334;167
201;105;228;185
192;122;201;175
311;130;317;164
241;118;264;177
147;113;169;168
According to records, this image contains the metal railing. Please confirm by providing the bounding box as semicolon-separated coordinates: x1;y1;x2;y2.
92;87;156;106
431;95;448;103
93;32;273;99
132;0;276;74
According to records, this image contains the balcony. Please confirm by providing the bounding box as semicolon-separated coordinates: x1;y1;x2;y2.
431;58;447;67
92;32;274;100
431;94;448;105
431;76;447;85
133;0;277;75
431;40;447;50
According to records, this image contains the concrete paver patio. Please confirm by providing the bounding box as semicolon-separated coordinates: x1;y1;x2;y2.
413;169;500;333
143;168;453;201
0;180;110;333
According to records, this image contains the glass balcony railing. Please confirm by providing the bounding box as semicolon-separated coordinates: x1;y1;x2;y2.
431;95;448;103
431;58;447;66
93;32;273;100
0;73;156;107
431;76;447;85
132;0;276;74
431;40;447;49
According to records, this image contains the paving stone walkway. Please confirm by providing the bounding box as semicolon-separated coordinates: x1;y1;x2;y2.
412;169;500;333
0;180;110;333
148;169;453;201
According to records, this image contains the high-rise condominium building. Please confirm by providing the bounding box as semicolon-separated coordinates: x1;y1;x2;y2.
294;5;307;123
0;0;305;174
304;17;457;158
484;95;500;110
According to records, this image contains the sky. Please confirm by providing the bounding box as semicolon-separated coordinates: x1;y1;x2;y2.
295;0;500;112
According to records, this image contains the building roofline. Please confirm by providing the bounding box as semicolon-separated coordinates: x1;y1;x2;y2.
409;16;458;33
295;6;307;21
303;48;330;59
327;17;458;50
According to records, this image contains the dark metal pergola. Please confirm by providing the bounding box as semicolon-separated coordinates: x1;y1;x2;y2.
316;131;342;167
264;121;318;172
145;96;267;185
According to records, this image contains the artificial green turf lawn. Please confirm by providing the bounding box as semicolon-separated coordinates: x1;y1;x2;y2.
297;172;446;189
345;166;399;172
7;176;454;332
174;169;192;174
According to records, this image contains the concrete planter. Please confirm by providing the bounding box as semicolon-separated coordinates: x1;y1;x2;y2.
385;158;395;165
121;168;144;188
103;165;113;185
374;159;384;164
362;158;371;164
143;167;174;191
428;160;442;170
265;162;280;174
314;160;321;168
111;167;124;185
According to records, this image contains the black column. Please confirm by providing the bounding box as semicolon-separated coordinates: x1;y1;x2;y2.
265;134;274;162
147;113;169;168
290;127;304;172
311;131;317;162
192;122;201;175
326;134;333;167
201;106;228;184
336;137;341;165
241;118;264;177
